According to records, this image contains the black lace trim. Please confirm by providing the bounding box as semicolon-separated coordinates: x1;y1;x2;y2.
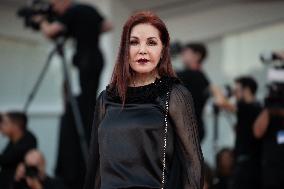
106;76;181;104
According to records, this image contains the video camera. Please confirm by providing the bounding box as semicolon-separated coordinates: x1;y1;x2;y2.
17;0;56;31
25;165;40;178
260;51;284;109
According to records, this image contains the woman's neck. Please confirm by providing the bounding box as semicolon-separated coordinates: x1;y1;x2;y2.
130;71;160;87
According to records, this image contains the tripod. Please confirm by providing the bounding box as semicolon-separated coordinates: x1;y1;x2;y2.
24;38;88;165
213;104;220;156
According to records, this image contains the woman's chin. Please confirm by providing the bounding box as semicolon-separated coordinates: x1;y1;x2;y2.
132;68;156;74
131;65;157;75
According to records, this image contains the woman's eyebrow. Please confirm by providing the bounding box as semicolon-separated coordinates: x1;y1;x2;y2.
130;36;138;39
147;37;158;40
130;36;158;40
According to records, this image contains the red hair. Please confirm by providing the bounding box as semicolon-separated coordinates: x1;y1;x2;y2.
109;11;176;105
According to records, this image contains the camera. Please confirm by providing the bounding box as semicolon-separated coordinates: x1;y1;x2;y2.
17;0;56;31
260;51;284;63
260;51;284;109
25;165;39;178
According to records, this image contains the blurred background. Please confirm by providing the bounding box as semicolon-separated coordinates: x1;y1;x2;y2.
0;0;284;189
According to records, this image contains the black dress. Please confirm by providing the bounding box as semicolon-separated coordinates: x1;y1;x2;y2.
84;76;204;189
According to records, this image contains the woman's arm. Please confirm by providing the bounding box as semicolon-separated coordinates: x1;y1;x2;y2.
83;91;106;189
169;84;204;189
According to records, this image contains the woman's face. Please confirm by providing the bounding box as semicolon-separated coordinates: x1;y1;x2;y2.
129;23;163;74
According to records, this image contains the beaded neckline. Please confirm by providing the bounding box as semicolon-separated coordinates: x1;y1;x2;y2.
127;77;159;89
106;76;180;104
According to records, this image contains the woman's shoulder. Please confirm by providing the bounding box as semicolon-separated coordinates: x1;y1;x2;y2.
96;89;107;104
97;89;106;98
171;82;189;93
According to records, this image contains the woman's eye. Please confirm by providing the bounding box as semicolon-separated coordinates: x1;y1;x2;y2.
148;40;157;46
130;40;138;45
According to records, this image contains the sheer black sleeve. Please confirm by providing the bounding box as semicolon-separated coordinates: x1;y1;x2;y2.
83;91;106;189
169;84;204;189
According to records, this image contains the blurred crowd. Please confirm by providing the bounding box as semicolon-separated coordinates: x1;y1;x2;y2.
0;112;66;189
179;44;284;189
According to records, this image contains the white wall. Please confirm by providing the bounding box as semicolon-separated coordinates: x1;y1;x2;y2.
164;1;284;41
222;22;284;80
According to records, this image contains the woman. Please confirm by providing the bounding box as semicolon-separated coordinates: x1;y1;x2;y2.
84;11;204;189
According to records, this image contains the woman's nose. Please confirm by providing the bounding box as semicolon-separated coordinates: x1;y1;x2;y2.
138;44;147;55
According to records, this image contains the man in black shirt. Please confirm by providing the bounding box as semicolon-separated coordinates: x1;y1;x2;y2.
177;43;210;142
218;76;262;189
35;0;113;137
254;105;284;189
32;1;112;189
0;111;37;189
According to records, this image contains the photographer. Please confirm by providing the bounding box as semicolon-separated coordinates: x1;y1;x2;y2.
0;112;37;189
13;149;66;189
177;43;211;142
253;109;284;189
253;51;284;189
33;0;112;137
29;1;112;189
217;76;263;189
